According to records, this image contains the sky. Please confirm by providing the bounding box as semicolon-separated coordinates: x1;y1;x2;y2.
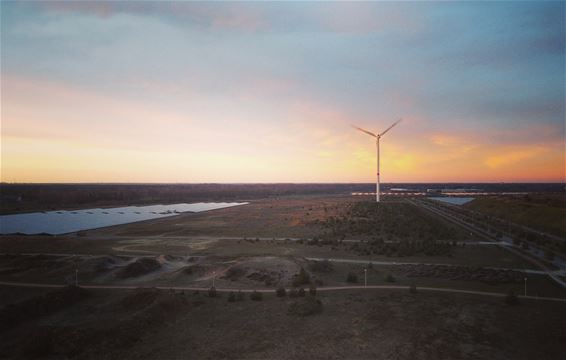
1;1;564;183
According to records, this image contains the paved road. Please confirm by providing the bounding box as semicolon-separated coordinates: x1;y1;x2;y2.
1;280;565;303
408;199;566;288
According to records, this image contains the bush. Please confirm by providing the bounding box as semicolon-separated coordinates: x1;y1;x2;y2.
227;291;236;302
346;272;358;283
292;267;311;287
505;290;519;305
236;290;245;301
250;291;263;301
298;288;306;297
276;287;287;297
385;274;396;283
208;286;217;298
309;284;317;296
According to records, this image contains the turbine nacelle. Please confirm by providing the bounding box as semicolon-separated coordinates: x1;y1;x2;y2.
352;118;402;139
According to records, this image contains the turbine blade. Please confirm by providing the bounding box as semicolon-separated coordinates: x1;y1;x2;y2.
379;118;402;137
352;125;377;138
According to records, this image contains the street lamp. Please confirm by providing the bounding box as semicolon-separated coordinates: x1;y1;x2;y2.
212;271;216;288
364;268;367;288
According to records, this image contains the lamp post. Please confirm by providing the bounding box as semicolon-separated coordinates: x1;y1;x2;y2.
364;268;367;288
212;271;216;288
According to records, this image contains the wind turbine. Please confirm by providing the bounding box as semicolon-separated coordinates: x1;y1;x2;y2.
353;119;402;203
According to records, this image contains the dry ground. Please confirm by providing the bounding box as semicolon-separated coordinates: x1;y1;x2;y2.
1;287;565;360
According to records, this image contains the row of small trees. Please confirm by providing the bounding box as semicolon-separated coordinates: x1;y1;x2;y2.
208;287;264;301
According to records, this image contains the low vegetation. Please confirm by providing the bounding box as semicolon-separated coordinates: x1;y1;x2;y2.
287;296;323;316
346;272;358;283
250;291;263;301
316;201;466;257
292;267;311;287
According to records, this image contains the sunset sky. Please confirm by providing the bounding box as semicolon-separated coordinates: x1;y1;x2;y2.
1;1;564;183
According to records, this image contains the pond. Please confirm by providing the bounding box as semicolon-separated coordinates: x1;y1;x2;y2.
428;197;475;205
0;202;248;235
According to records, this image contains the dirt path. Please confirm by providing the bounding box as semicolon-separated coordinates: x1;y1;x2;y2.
1;281;565;303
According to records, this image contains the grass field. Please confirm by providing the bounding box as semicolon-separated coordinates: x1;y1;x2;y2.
465;195;566;238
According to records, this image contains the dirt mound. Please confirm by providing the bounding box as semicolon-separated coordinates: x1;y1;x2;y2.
247;270;280;285
115;257;161;279
80;255;122;273
179;264;208;276
221;266;247;281
0;286;90;332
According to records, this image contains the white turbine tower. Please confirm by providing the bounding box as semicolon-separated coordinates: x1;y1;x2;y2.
353;119;402;203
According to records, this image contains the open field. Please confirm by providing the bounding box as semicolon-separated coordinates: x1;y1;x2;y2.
1;193;565;359
87;195;351;238
1;286;565;360
465;194;566;238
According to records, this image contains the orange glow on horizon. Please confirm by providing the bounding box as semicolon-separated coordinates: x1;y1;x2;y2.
1;76;564;184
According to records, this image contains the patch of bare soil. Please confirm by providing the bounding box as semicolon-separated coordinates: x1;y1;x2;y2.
115;258;162;279
218;256;302;286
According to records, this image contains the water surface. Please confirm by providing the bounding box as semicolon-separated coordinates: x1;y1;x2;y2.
0;202;247;235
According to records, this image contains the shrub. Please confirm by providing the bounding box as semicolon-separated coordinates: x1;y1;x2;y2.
227;291;236;302
250;290;263;301
276;287;287;297
346;272;358;283
385;274;396;283
505;290;519;305
208;286;217;298
298;288;306;297
236;290;245;301
309;284;317;296
292;267;311;287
